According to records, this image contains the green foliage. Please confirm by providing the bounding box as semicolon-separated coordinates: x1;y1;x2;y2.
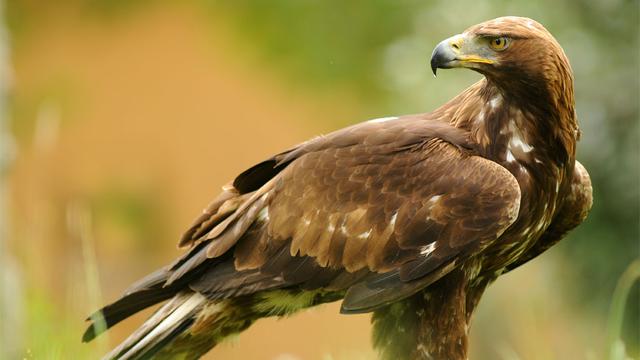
608;260;640;360
22;289;101;359
91;184;167;253
201;0;418;101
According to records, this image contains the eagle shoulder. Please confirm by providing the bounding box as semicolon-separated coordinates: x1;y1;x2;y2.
506;160;592;271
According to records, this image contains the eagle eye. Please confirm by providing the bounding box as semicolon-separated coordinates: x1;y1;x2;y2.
488;36;510;51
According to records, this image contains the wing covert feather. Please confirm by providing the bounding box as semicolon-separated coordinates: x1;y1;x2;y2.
174;117;521;311
252;139;521;282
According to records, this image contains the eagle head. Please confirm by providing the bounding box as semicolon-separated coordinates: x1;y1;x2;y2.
430;16;571;91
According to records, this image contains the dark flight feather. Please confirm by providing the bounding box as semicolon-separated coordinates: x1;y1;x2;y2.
82;269;173;342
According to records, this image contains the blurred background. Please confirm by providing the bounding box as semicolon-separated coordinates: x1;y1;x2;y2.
1;0;638;359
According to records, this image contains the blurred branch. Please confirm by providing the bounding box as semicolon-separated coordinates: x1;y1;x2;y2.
67;200;108;353
608;259;640;360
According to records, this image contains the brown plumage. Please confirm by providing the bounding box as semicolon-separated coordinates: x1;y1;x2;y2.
83;16;592;360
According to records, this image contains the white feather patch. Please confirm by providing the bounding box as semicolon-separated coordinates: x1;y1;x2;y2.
389;211;398;228
420;242;437;256
358;229;372;239
368;116;398;123
489;95;502;109
258;207;270;222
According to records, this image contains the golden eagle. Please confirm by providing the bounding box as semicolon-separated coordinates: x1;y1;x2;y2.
83;16;593;360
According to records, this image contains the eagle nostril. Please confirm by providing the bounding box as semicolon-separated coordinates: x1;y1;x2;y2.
451;42;460;50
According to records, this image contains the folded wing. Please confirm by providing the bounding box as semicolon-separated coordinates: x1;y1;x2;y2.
84;116;522;341
173;116;521;310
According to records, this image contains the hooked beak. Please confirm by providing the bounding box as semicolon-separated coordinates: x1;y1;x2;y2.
430;34;494;76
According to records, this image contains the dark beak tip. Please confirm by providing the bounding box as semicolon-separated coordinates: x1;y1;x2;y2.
430;42;448;78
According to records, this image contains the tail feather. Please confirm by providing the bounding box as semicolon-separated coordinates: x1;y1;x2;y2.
133;318;195;360
82;261;279;357
83;268;178;342
104;292;205;360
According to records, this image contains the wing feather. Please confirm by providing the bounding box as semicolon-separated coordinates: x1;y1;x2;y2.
168;117;520;312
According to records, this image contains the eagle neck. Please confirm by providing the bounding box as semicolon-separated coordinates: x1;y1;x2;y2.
441;76;579;273
447;78;577;169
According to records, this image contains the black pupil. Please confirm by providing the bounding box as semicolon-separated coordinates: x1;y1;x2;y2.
495;39;502;45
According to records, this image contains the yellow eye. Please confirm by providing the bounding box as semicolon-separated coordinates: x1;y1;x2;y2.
489;36;510;51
